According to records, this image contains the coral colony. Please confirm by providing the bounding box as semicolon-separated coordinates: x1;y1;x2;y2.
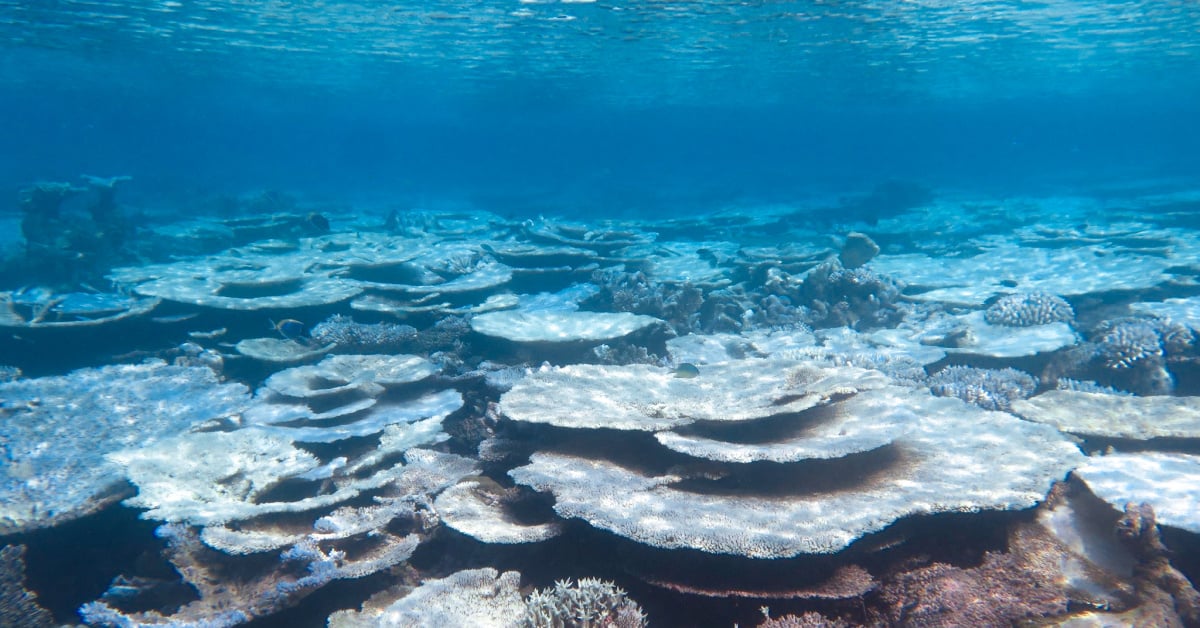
2;180;1200;627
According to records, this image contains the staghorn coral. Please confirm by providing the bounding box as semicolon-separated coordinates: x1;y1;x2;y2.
983;292;1074;327
927;365;1037;411
524;578;647;628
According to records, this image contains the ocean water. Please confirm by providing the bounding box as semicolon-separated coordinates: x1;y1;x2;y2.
2;2;1200;627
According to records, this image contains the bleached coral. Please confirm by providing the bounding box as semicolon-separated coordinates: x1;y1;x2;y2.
524;578;647;628
111;429;369;526
1094;318;1166;370
927;365;1038;411
434;480;563;544
511;388;1082;558
1;545;53;628
471;309;662;343
1074;452;1200;535
86;446;480;626
984;292;1074;327
1011;390;1200;439
653;387;915;463
262;354;437;399
0;361;250;534
499;360;890;431
328;568;526;628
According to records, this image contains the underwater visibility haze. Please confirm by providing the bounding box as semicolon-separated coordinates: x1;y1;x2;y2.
1;1;1200;627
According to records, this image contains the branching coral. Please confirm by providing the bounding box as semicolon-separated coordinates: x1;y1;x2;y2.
798;261;903;330
1043;316;1187;395
524;578;647;628
927;365;1037;411
586;268;703;333
984;292;1074;327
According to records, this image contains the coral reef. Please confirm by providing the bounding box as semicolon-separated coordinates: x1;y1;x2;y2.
927;365;1038;411
327;569;649;628
1041;315;1191;395
9;177;135;288
89;448;478;625
797;260;903;330
505;361;1082;558
524;578;647;628
0;289;160;329
434;479;563;544
983;292;1074;327
328;568;526;628
758;611;849;628
1074;452;1200;534
6;191;1200;627
309;314;419;352
1012;389;1200;440
0;361;250;534
471;309;662;343
1114;503;1200;626
585;268;704;333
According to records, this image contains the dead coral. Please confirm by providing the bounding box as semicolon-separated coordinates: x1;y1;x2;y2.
1116;503;1200;626
758;610;850;628
798;260;903;330
586;268;703;333
873;526;1070;627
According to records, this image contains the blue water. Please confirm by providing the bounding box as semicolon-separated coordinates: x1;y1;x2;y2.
2;0;1199;217
4;3;1200;627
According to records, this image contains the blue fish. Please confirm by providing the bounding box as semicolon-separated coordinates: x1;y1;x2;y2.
271;318;308;341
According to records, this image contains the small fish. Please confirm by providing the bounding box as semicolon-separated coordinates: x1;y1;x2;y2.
673;362;700;379
271;318;308;341
151;313;199;324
